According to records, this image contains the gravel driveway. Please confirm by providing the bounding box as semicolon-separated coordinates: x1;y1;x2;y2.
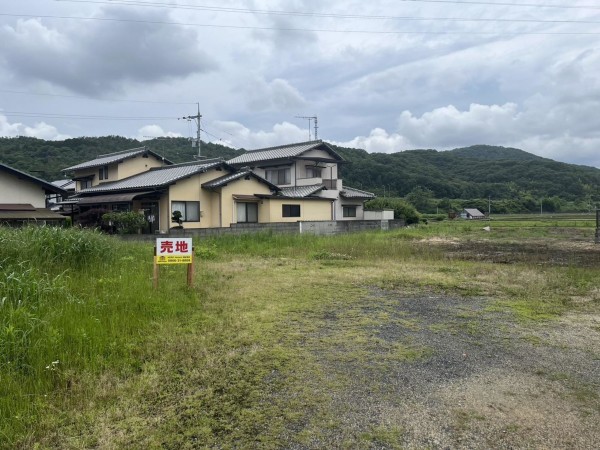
281;288;600;449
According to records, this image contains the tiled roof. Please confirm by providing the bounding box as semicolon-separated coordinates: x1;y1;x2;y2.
78;160;226;193
227;140;343;165
279;184;325;198
202;170;252;188
340;186;375;199
52;179;76;190
202;169;280;191
63;147;172;171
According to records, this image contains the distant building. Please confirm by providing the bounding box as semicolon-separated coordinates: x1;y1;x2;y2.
461;208;485;220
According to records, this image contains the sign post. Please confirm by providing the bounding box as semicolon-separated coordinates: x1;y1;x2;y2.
153;237;194;288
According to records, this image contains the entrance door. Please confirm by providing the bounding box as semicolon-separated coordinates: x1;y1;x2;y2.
141;202;159;234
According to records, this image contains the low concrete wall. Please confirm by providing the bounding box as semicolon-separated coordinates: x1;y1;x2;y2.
119;218;406;241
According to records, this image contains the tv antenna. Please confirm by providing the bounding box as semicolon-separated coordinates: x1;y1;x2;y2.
295;115;318;141
179;103;204;159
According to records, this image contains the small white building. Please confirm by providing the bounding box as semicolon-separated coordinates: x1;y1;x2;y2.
461;208;485;220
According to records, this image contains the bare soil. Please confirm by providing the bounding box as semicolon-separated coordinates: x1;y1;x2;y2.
278;238;600;449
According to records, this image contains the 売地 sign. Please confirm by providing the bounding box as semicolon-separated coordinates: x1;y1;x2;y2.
155;238;193;265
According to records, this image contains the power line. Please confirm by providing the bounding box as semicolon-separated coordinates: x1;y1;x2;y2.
3;13;600;35
2;111;177;120
60;0;600;13
0;88;197;105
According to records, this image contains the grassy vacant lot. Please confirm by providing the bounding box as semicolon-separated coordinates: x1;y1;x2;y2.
1;216;599;449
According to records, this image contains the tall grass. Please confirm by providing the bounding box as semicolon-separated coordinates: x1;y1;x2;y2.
0;227;195;447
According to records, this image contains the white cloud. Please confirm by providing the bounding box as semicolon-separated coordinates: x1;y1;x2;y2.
333;128;412;153
136;125;182;141
0;114;71;140
211;120;309;149
397;103;521;149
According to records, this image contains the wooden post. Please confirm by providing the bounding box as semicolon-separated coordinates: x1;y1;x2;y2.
153;246;159;289
187;248;194;287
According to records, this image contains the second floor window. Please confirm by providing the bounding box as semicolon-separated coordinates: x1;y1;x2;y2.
306;166;322;178
265;168;291;185
99;166;109;181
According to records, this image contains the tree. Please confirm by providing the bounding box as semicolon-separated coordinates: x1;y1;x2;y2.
405;186;434;213
364;198;420;224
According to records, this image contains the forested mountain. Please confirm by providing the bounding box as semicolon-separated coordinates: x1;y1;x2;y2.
0;136;243;182
331;144;599;203
0;137;598;210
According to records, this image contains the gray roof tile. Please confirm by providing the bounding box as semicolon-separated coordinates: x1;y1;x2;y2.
63;147;171;171
280;184;324;198
227;140;343;165
78;161;225;193
340;186;375;199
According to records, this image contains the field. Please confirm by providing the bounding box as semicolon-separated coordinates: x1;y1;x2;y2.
1;216;599;449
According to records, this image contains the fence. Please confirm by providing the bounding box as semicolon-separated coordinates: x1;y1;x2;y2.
120;219;405;241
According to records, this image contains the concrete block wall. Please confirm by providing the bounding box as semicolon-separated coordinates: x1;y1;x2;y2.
120;218;406;241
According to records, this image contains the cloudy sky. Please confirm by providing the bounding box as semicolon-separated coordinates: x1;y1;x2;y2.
1;0;600;167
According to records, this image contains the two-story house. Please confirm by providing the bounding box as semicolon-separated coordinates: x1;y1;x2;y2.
63;141;376;232
227;140;374;221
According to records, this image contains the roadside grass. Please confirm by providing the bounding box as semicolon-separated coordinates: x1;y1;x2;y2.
1;219;598;448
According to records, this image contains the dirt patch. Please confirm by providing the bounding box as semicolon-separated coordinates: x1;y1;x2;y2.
282;290;600;448
420;238;600;267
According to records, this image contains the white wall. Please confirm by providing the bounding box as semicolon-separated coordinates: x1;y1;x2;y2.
0;170;47;208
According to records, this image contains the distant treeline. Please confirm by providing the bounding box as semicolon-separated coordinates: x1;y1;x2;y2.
0;136;598;214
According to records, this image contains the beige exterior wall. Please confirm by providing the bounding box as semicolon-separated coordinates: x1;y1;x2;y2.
162;169;276;229
0;171;48;208
206;191;221;228
117;155;165;180
167;175;205;229
158;195;170;231
264;198;332;222
220;177;273;226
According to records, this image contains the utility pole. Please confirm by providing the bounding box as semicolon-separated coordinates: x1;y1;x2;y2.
295;115;318;141
180;103;202;159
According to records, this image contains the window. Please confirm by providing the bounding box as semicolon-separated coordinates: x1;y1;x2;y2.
237;202;258;223
111;203;130;212
171;201;200;222
265;168;291;185
99;165;109;181
343;206;357;218
306;166;322;178
80;179;92;190
282;204;301;218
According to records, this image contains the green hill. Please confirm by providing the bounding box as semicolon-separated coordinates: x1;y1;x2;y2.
448;145;547;162
332;144;600;203
0;137;598;210
0;136;243;182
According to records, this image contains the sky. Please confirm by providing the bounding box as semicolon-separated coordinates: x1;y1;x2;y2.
1;0;600;168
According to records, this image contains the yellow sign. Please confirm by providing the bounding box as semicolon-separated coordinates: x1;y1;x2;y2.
154;255;193;265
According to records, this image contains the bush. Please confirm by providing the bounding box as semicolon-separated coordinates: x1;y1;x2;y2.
365;198;420;224
102;211;147;234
